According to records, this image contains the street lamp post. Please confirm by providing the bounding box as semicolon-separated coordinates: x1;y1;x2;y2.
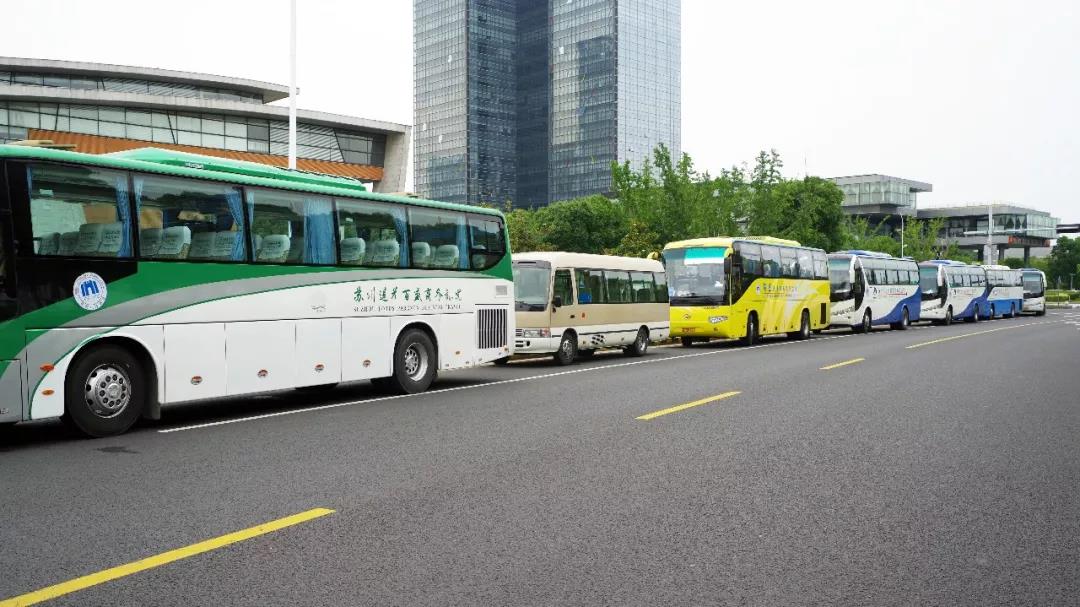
288;0;297;170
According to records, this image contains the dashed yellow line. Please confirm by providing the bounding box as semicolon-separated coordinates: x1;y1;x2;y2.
636;391;741;421
820;357;865;370
0;508;335;607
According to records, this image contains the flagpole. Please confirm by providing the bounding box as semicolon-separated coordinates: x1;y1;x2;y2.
288;0;297;170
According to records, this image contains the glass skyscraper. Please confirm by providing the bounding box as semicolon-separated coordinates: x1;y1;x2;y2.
414;0;681;207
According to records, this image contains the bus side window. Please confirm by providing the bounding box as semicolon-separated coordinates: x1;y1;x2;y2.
135;173;246;262
796;249;814;279
576;269;605;304
28;163;133;259
468;216;506;270
652;271;669;303
812;251;828;280
248;188;336;265
760;246;781;278
630;271;655;303
336;199;406;268
409;209;468;270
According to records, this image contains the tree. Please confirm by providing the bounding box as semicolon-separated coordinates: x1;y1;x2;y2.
769;177;846;251
534;195;627;254
504;204;552;253
606;220;661;258
841;216;900;256
1047;236;1080;287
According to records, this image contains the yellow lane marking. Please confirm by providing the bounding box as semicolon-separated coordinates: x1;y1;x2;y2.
905;322;1041;350
820;357;865;370
636;391;741;421
0;508;335;607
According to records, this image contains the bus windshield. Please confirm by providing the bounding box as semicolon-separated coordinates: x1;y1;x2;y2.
919;266;941;296
663;247;726;305
512;263;551;311
1022;272;1044;296
828;257;852;295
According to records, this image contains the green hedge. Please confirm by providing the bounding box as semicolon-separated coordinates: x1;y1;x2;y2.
1046;290;1080;303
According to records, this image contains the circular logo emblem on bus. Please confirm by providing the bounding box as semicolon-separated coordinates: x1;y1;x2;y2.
73;273;108;311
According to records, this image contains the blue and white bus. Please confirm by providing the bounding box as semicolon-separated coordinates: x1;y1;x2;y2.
918;261;990;324
828;251;921;332
1021;268;1048;316
981;265;1024;318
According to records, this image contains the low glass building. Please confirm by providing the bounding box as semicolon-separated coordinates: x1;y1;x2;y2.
0;57;410;192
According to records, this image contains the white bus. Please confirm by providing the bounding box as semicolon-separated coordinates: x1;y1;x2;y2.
0;146;514;437
982;265;1024;318
511;252;670;365
828;251;921;332
918;261;990;324
1021;268;1048;315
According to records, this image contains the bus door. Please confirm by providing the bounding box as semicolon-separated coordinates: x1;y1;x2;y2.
550;268;577;334
852;258;866;310
0;162;22;423
0;162;18;322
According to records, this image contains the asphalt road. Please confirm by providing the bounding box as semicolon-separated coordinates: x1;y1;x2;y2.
2;311;1080;606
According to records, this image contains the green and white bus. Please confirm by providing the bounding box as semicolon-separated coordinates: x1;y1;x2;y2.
0;146;512;437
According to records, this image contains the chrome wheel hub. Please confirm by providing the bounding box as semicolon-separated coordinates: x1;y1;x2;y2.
84;364;131;419
403;343;428;380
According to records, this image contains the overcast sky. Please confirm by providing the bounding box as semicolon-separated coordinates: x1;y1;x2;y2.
4;0;1078;221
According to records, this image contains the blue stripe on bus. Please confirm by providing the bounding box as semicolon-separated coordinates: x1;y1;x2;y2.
872;290;923;325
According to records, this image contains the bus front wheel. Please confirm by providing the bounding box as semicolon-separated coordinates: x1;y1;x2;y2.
855;310;872;334
943;307;953;326
63;345;146;438
389;328;437;394
554;332;577;366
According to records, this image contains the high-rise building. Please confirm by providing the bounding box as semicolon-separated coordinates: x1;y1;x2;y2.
414;0;680;207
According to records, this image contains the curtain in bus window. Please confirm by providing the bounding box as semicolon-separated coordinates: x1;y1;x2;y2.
223;189;246;261
303;197;336;265
455;215;469;270
115;175;132;257
392;208;409;268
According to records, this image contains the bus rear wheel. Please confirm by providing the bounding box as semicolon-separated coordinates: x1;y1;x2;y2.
788;310;810;340
63;345;146;438
1007;303;1016;318
680;337;695;348
554;332;577;366
742;314;759;347
388;328;437;394
624;327;649;357
967;307;980;323
891;307;910;331
989;304;996;319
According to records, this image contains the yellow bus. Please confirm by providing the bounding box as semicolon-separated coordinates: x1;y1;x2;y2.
661;237;831;346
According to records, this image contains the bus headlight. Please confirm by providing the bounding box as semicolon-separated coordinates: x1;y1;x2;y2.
521;328;550;338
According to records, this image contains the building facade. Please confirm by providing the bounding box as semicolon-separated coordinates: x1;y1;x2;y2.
917;203;1060;263
0;57;410;192
414;0;681;207
830;174;933;223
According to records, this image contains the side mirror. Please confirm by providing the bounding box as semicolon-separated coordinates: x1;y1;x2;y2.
552;295;563;309
724;256;732;275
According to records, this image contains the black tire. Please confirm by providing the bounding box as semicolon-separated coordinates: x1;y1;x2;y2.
1007;303;1016;319
854;309;872;334
788;310;810;340
944;307;953;326
492;356;511;366
388;328;437;394
1036;308;1046;317
989;304;996;320
892;307;910;331
966;306;979;323
680;336;695;348
624;327;650;357
63;345;146;438
742;314;759;346
554;332;577;366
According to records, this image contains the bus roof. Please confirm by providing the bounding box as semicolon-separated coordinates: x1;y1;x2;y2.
921;259;971;266
832;250;894;258
0;144;504;219
981;264;1017;270
512;251;663;272
663;236;803;250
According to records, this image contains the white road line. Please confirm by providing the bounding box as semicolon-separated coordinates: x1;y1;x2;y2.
158;319;1062;434
158;330;866;434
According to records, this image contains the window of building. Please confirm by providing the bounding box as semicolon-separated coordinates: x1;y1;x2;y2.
26;163;132;258
134;174;245;262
